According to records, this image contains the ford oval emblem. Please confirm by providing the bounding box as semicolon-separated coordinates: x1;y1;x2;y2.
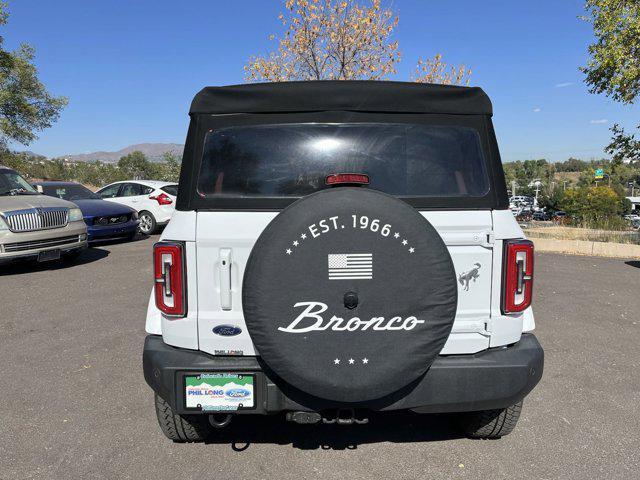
226;388;250;398
212;325;242;336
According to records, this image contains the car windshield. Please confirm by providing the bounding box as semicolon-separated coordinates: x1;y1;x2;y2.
0;169;39;195
197;123;490;198
41;184;101;201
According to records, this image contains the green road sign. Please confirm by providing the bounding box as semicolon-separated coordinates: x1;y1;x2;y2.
595;168;604;179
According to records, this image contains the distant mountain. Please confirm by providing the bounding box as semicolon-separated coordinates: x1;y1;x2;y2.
11;150;47;159
61;143;184;163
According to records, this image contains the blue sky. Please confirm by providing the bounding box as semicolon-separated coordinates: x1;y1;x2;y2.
4;0;639;162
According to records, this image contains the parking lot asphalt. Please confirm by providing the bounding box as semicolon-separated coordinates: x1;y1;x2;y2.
1;236;639;480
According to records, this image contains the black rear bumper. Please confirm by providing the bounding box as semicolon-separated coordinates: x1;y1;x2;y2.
143;333;543;415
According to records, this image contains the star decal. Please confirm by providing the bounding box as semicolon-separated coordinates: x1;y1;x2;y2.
348;358;355;365
409;247;415;253
402;239;408;246
394;232;400;238
362;358;369;364
293;240;299;246
286;248;292;255
300;233;307;239
334;358;340;365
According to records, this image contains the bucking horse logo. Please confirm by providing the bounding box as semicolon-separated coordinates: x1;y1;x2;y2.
458;263;481;291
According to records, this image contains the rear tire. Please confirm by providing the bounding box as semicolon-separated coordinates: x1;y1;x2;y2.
154;394;211;442
458;401;523;439
138;211;157;235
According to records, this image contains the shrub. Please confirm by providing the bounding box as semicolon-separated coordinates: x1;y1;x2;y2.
559;186;626;229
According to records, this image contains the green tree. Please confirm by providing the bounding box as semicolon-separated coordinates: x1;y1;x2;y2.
117;151;154;180
502;159;554;196
581;1;640;167
522;159;550;181
2;148;181;187
581;0;640;104
160;151;181;182
560;186;625;225
538;187;565;211
0;2;67;150
554;157;591;172
605;123;640;163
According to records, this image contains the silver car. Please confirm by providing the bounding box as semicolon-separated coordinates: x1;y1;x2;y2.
0;166;88;264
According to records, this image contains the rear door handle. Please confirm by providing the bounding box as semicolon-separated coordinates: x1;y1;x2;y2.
219;248;232;310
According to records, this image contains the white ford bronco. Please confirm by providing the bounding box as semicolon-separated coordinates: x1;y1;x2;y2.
143;81;543;441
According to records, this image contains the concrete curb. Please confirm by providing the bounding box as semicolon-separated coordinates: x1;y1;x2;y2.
530;237;640;259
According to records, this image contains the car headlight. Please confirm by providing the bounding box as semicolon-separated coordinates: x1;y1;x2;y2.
68;208;83;222
0;216;8;231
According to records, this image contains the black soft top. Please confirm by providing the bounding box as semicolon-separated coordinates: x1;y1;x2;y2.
190;81;492;116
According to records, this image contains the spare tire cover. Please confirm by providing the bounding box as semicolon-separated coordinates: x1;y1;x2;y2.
242;187;457;403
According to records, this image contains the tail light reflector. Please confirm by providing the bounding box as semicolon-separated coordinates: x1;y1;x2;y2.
150;192;173;205
502;239;534;314
153;242;186;317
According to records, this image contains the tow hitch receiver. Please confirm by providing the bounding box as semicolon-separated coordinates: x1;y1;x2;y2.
286;409;369;425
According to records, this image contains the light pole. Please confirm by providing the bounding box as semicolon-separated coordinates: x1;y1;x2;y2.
529;180;542;202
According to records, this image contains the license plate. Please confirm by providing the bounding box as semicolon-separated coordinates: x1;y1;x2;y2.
184;373;254;411
38;249;61;262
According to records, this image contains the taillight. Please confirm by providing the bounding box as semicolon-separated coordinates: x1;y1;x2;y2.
502;239;534;314
150;192;173;205
153;242;186;317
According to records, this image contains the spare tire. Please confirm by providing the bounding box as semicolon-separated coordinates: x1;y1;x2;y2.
242;187;457;403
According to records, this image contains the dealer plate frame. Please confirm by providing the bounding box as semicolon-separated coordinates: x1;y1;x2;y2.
182;372;256;412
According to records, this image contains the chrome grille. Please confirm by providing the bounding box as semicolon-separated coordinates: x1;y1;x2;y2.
2;207;69;232
93;214;130;226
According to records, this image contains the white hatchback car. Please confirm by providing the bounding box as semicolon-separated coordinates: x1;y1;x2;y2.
96;180;178;234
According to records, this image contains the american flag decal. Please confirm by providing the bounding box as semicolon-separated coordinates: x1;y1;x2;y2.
327;253;373;280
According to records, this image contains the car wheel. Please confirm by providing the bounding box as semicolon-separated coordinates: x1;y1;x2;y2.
138;211;157;235
154;394;211;442
458;401;523;439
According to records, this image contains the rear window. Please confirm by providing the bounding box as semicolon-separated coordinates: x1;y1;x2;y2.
197;123;489;198
41;184;100;201
161;185;178;196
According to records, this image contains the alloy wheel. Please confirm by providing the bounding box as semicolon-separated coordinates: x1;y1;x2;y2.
139;214;153;234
